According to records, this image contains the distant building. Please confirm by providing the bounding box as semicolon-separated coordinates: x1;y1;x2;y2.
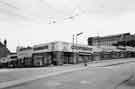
1;41;135;68
0;40;10;59
16;46;33;59
16;46;33;67
88;33;135;47
14;41;99;67
32;41;93;66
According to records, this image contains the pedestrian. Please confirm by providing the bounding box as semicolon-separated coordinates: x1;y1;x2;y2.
84;63;87;66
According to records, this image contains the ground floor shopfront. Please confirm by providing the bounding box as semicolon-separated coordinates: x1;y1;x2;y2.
1;51;135;68
32;51;92;67
94;51;135;61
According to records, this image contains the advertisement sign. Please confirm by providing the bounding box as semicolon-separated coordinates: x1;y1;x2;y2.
71;45;93;51
54;42;93;53
33;41;94;53
17;49;33;59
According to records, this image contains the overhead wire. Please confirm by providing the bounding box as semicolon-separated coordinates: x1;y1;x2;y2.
0;0;84;22
42;0;83;23
0;0;35;20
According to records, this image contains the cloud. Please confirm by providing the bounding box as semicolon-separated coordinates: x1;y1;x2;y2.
0;0;66;22
45;0;135;17
0;0;135;22
78;0;135;15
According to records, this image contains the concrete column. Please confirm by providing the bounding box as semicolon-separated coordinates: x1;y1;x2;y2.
72;53;77;64
93;53;101;61
55;51;64;65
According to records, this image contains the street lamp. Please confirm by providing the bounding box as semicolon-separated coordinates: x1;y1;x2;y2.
76;32;83;53
72;32;83;64
95;33;100;48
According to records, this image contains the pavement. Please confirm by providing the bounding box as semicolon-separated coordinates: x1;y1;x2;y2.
0;58;135;89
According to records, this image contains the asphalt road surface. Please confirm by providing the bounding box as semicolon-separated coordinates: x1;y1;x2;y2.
4;63;135;89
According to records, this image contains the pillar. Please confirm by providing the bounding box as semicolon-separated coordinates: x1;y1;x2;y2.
72;53;77;64
55;51;64;65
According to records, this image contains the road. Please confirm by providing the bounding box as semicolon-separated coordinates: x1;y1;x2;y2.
0;58;134;83
4;62;135;89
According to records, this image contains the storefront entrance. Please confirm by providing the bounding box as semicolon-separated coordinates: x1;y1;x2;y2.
64;52;73;64
32;52;53;67
33;56;44;67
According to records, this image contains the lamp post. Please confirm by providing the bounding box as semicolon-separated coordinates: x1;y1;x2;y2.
97;33;100;48
72;34;75;64
76;32;83;50
72;32;83;64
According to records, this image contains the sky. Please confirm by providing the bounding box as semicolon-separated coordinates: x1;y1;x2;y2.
0;0;135;52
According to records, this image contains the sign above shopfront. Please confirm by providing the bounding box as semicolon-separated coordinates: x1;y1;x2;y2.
32;41;95;53
71;45;93;51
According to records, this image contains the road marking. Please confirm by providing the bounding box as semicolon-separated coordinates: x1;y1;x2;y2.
0;69;13;72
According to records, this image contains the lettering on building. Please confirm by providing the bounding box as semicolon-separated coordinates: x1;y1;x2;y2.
71;46;92;51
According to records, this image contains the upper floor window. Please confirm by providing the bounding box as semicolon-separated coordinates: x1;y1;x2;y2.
34;46;48;51
19;47;32;51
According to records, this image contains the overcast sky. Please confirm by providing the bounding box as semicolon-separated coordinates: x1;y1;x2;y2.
0;0;135;52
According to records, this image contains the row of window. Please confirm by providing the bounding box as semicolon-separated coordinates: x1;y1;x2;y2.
33;46;49;51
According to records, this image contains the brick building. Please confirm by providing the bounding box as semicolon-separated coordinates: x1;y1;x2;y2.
0;40;10;59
